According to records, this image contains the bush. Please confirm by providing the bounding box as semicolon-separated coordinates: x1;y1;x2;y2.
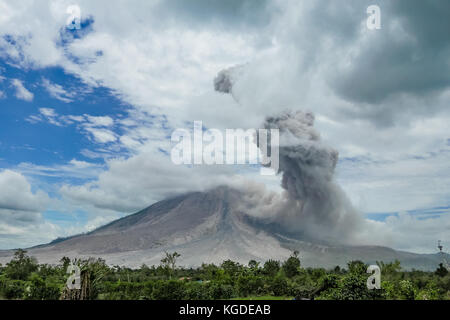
268;275;288;297
1;279;27;299
397;280;416;300
152;280;185;300
100;281;153;300
282;252;301;278
236;275;264;297
4;250;38;281
26;274;61;300
263;260;280;277
184;282;211;300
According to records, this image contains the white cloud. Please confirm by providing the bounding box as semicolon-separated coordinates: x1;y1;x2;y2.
0;170;59;248
84;127;116;143
42;77;74;103
11;78;33;101
85;115;114;127
0;215;61;249
39;107;63;126
26;108;117;144
59;150;252;213
1;0;450;252
17;159;104;180
39;107;57;117
0;169;49;212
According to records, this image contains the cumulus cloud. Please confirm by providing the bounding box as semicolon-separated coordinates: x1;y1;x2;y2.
0;170;58;248
59;151;240;213
0;170;49;212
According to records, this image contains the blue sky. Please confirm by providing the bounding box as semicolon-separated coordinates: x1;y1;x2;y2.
0;61;131;236
0;0;449;253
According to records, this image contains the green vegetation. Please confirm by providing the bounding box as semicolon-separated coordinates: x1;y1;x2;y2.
0;250;449;300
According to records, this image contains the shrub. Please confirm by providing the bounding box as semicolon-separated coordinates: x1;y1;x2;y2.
152;280;185;300
26;274;61;300
263;260;280;277
1;279;27;299
268;275;288;297
282;252;301;278
236;275;264;297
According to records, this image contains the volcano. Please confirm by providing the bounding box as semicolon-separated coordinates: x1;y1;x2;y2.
0;187;446;270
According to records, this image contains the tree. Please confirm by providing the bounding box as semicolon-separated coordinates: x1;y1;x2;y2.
263;260;280;277
221;260;241;277
283;251;301;278
160;251;181;279
376;260;401;275
347;260;367;275
26;273;61;300
152;280;185;300
5;249;38;280
248;260;260;270
269;274;288;296
397;280;416;300
60;257;110;300
435;263;448;277
59;257;71;271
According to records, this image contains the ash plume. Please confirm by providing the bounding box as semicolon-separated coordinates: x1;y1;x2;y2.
260;111;361;239
214;64;245;100
214;66;362;243
232;110;362;244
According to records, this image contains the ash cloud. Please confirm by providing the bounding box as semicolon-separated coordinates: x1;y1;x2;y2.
213;64;245;100
214;67;363;244
258;110;362;242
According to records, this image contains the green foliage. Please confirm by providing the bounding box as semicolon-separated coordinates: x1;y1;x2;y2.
0;276;27;299
282;251;301;278
377;260;402;275
160;251;181;279
184;282;211;300
221;260;242;278
100;281;153;300
25;273;62;300
263;259;280;277
397;280;416;300
4;250;38;280
152;280;186;300
268;274;288;296
435;263;449;277
236;274;264;296
318;262;383;300
0;251;449;300
207;282;235;299
347;260;367;275
416;281;441;300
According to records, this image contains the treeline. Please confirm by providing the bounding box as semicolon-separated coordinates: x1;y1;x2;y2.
0;249;449;300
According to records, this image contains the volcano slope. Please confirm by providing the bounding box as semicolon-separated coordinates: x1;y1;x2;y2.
0;187;445;270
